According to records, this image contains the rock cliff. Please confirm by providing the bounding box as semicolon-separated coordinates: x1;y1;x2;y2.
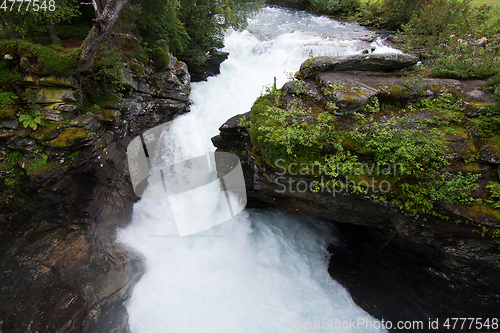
0;52;190;332
213;53;500;329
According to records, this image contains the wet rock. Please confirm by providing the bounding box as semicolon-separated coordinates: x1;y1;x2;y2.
187;48;230;82
328;223;500;333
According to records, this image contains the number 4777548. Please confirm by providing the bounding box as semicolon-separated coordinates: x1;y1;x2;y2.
1;0;55;11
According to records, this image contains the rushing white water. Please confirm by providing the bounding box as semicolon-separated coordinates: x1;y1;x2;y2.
119;6;399;333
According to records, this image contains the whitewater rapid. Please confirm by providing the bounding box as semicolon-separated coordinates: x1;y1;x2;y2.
119;6;398;332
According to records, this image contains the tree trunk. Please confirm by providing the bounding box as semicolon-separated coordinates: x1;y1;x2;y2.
76;0;129;72
46;18;60;45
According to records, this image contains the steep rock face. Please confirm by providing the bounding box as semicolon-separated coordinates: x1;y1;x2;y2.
0;54;190;332
213;53;500;329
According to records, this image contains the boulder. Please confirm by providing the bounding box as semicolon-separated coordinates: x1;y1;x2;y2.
297;53;419;79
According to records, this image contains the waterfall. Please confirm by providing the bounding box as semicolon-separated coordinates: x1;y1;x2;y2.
118;6;398;332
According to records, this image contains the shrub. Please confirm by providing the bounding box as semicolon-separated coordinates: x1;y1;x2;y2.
0;89;18;107
398;0;500;80
378;0;434;30
489;72;500;103
310;0;361;15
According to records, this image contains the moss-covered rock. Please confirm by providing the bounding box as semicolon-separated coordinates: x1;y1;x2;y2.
30;121;66;141
21;75;77;89
0;106;18;120
99;109;118;123
36;87;76;104
219;54;500;247
49;127;88;148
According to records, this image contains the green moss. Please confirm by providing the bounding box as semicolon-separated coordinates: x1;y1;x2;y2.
377;84;404;99
7;151;22;170
0;105;17;120
49;127;88;149
100;109;117;121
466;102;496;114
21;155;59;176
30;121;65;141
0;40;77;75
462;163;482;173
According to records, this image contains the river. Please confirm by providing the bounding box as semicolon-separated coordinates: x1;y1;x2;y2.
118;6;399;333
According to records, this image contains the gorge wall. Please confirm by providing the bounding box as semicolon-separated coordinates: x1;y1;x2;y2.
212;53;500;331
0;52;191;332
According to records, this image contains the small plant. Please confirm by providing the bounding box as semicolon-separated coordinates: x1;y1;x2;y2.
361;97;380;113
17;109;42;130
0;89;18;107
427;172;481;205
239;116;252;128
322;81;345;98
8;151;22;169
403;74;424;92
326;101;339;112
486;181;500;208
294;79;307;95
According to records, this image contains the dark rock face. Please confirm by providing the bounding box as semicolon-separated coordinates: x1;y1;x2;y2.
185;49;229;82
212;53;500;331
328;222;500;332
0;54;191;332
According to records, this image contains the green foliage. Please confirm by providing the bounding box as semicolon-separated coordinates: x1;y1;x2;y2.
310;0;361;15
365;0;434;29
0;58;22;85
0;89;18;107
1;0;81;43
427;172;481;204
0;40;77;75
488;72;500;103
250;87;336;162
348;116;448;176
135;0;189;56
8;151;22;169
239;115;252;128
473;108;500;139
24;154;58;175
486;181;500;208
403;74;424;92
93;45;126;95
294;79;307;95
398;0;500;80
394;172;480;215
136;0;262;63
254;103;336;160
360;97;380;113
326;101;339;112
17;109;42;130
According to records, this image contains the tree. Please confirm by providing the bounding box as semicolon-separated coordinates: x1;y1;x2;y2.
76;0;133;71
0;0;81;42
